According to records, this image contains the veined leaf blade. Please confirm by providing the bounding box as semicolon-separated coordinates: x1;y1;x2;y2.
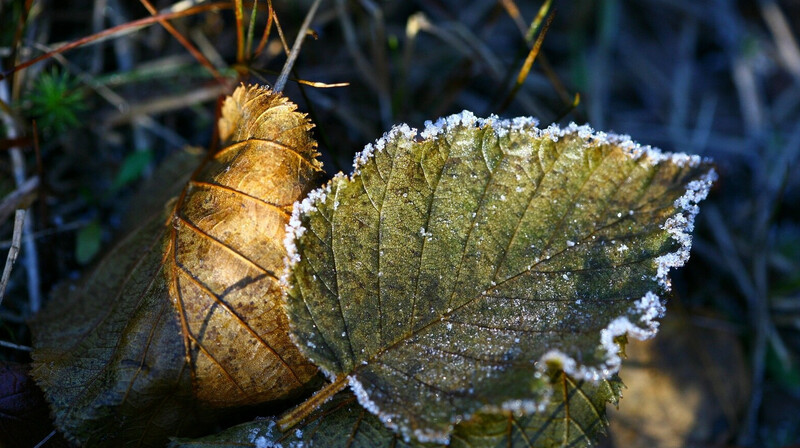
284;112;715;442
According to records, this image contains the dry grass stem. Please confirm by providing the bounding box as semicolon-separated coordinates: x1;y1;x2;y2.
274;0;321;92
0;339;32;352
0;176;38;225
0;210;26;306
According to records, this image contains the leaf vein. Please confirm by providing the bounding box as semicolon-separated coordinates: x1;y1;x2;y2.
330;184;358;367
175;266;303;384
176;215;277;278
188;180;292;215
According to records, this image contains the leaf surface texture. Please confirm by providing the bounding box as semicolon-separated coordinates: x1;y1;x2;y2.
284;113;715;442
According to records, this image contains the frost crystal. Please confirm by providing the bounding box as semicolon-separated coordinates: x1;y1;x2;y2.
653;169;717;288
250;420;284;448
347;375;446;442
349;374;454;444
348;375;382;418
354;124;418;174
282;179;337;289
538;291;666;381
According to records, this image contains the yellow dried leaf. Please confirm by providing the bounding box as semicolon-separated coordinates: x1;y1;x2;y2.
171;84;323;406
31;84;323;446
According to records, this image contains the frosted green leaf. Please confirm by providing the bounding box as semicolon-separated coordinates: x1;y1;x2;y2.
169;370;622;447
283;112;715;443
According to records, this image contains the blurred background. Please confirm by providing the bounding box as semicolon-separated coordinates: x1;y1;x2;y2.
1;0;798;446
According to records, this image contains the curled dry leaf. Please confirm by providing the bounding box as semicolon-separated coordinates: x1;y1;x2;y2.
30;85;324;446
283;112;715;443
169;370;622;448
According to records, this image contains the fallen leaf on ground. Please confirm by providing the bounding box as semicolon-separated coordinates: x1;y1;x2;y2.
31;85;324;446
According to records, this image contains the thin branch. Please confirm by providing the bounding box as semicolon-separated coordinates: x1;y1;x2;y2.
5;0;34;89
498;9;555;113
0;210;26;306
0;2;234;82
272;10;291;55
0;339;32;351
0;176;38;225
137;0;225;80
103;83;230;127
32;430;56;448
274;0;322;92
1;69;41;313
0;218;91;250
253;0;275;58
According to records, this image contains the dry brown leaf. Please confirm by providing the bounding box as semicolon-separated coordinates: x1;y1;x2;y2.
31;84;324;446
172;84;323;406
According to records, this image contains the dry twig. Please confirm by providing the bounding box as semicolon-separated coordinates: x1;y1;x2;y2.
0;210;26;306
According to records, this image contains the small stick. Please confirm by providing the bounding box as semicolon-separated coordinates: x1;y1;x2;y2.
32;430;56;448
274;0;322;93
0;210;26;306
0;338;32;351
138;0;224;81
272;12;290;55
0;2;234;82
2;67;42;313
0;176;38;225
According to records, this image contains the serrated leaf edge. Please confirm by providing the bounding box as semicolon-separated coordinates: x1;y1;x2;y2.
281;111;716;443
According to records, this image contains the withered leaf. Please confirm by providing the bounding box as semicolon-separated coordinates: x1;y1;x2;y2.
169;370;622;448
283;113;715;443
31;84;324;446
174;85;323;407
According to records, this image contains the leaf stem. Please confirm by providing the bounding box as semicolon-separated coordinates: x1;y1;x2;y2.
278;375;349;431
